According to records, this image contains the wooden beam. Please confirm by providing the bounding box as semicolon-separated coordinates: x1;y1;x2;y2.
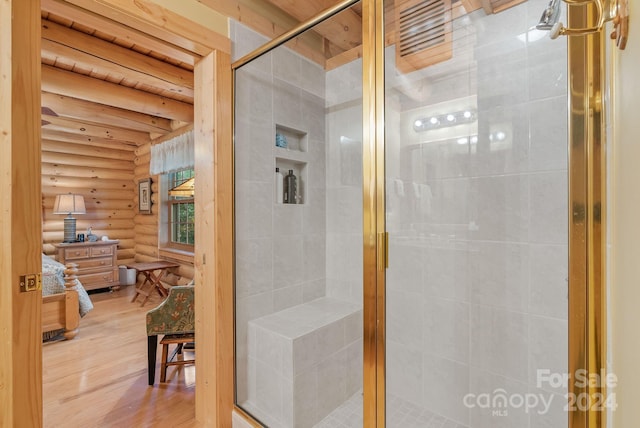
41;150;134;170
42;129;138;151
151;123;194;145
41;186;135;200
42;140;135;161
61;0;230;55
41;0;199;66
41;19;195;97
265;0;362;52
326;44;362;70
42;64;194;122
41;115;150;144
42;163;135;180
41;92;173;134
0;0;42;426
199;0;331;65
42;175;134;190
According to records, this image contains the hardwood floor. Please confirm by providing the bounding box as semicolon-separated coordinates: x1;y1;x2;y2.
43;285;196;427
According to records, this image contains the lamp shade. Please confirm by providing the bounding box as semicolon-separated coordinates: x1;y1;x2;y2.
53;194;86;215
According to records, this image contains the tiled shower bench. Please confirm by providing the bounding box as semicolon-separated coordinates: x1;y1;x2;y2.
247;297;363;427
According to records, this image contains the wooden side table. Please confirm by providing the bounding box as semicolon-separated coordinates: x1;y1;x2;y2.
127;260;180;306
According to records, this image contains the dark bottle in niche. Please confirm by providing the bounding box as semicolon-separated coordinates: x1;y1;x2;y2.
283;169;297;204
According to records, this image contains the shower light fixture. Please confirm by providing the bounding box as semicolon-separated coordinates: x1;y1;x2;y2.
414;109;477;132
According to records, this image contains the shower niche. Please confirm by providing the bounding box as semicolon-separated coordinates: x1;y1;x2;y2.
275;124;307;152
275;124;308;204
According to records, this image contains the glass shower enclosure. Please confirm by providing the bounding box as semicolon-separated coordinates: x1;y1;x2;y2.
233;0;569;426
233;3;365;426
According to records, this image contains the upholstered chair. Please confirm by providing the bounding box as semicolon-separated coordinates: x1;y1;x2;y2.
145;285;194;385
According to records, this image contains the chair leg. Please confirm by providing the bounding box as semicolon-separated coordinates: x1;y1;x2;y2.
160;343;169;383
147;335;158;385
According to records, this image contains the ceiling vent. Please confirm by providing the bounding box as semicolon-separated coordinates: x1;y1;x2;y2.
394;0;453;73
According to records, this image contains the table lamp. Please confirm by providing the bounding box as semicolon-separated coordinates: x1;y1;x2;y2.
53;193;86;243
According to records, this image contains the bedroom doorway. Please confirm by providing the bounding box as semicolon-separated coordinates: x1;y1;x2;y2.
2;1;233;426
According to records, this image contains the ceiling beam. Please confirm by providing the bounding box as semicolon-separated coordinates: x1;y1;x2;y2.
199;0;336;65
41;115;151;144
42;0;199;66
41;19;194;97
60;0;230;55
41;140;136;161
42;64;194;122
265;0;362;52
42;129;139;150
41;92;173;134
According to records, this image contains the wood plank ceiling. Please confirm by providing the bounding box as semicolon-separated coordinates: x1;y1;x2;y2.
38;0;488;151
39;0;366;152
40;0;197;152
197;0;479;71
38;0;368;155
199;0;366;69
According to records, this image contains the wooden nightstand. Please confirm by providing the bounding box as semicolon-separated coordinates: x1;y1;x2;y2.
54;240;120;291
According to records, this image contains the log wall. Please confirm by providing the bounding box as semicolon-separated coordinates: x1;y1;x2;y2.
42;140;137;264
42;139;194;284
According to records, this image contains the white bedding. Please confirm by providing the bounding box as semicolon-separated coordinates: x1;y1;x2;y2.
42;254;94;317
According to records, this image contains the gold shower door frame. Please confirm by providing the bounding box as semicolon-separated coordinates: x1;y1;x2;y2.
231;0;607;426
567;1;608;428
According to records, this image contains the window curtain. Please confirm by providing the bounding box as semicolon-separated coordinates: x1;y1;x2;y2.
149;129;194;175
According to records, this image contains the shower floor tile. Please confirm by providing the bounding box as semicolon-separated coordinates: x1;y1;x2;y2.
313;391;468;428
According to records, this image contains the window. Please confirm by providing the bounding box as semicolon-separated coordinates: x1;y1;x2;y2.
167;168;194;248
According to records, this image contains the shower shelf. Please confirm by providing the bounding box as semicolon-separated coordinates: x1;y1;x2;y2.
274;125;308;205
275;124;307;153
275;157;306;205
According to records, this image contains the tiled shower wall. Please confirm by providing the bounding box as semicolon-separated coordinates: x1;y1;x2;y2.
385;1;569;427
232;21;328;405
325;58;364;306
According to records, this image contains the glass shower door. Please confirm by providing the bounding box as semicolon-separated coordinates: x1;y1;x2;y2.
383;0;569;427
233;3;365;426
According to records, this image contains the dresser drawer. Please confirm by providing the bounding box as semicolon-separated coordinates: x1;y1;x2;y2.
76;256;113;270
64;247;90;260
55;240;120;290
79;270;116;286
90;246;114;257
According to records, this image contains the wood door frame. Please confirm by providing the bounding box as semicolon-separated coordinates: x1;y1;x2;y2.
1;1;234;426
0;0;43;425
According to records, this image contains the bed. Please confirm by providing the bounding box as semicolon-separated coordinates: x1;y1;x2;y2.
42;253;93;341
